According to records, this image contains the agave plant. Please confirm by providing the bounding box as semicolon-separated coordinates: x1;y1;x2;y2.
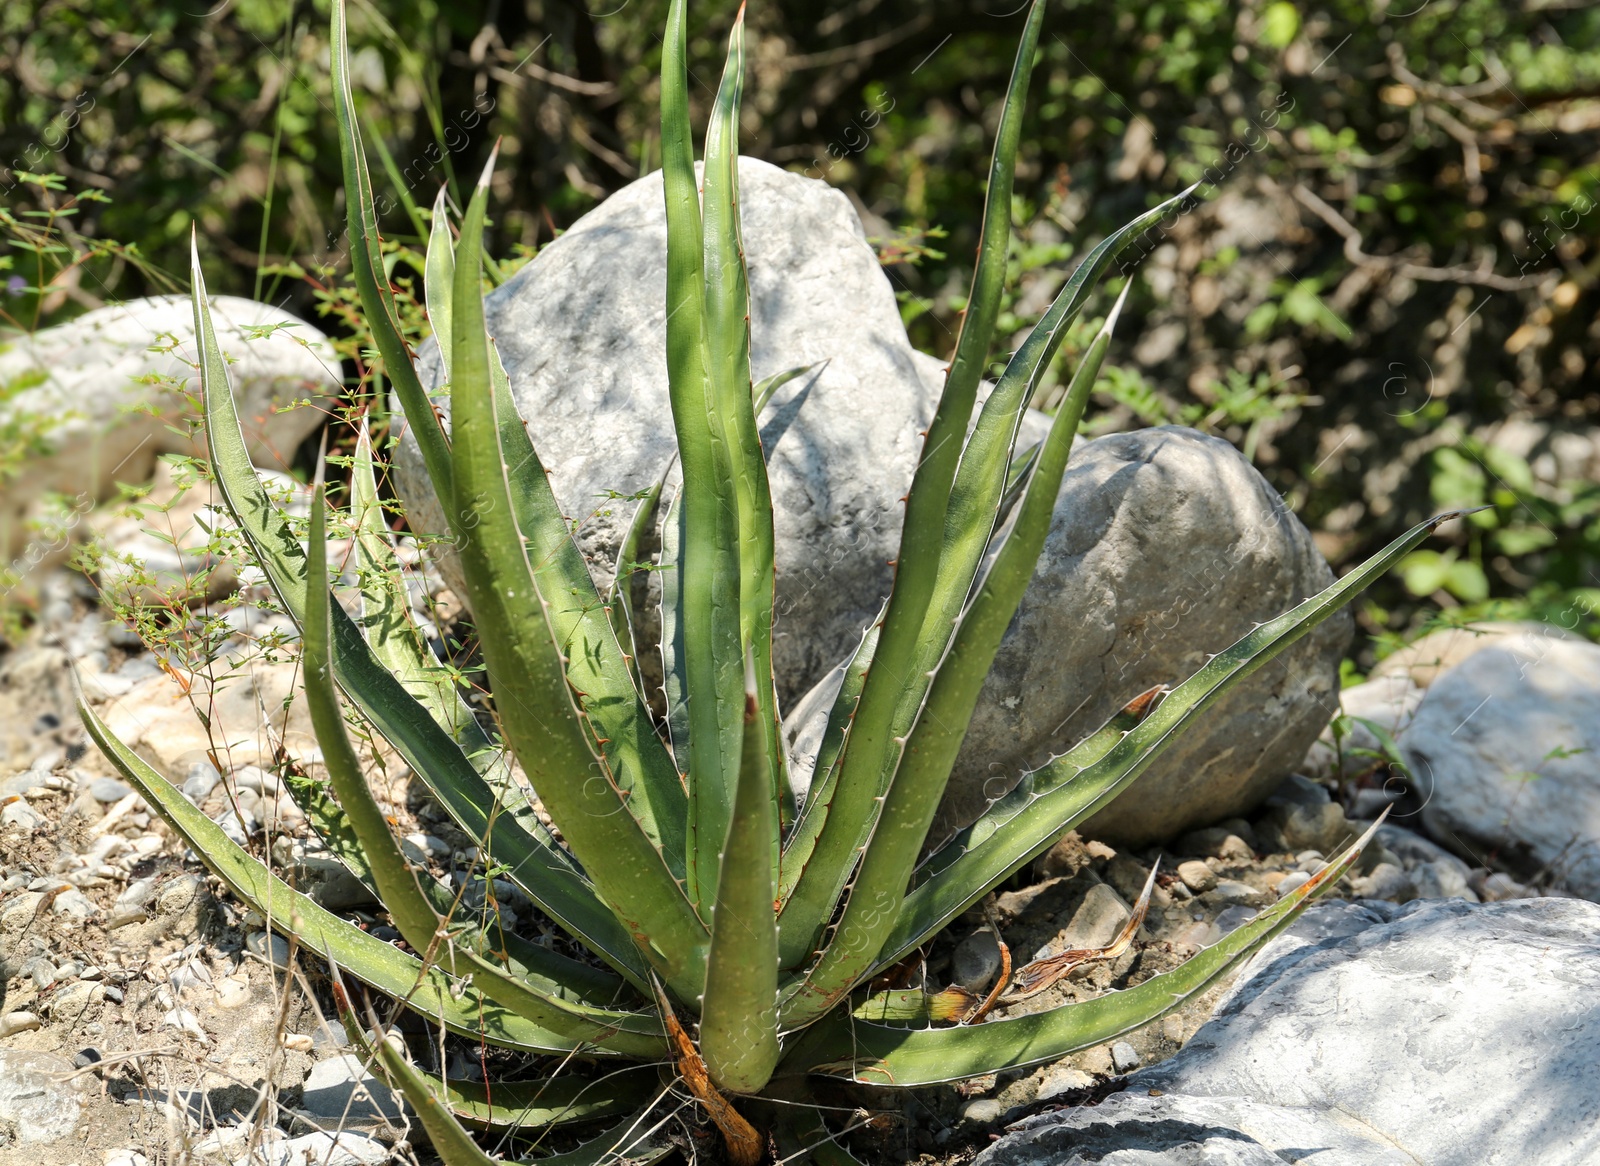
78;0;1463;1162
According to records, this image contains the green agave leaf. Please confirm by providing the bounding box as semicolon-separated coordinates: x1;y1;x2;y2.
348;1018;502;1166
486;334;687;866
779;0;1047;958
660;0;747;911
531;1109;678;1166
792;816;1380;1085
76;689;610;1058
776;614;879;963
331;0;452;501
998;440;1042;526
351;419;483;750
446;150;709;997
701;6;789;871
787;187;1199;1022
875;510;1474;969
425;1069;658;1134
700;659;781;1094
427;185;456;382
605;474;664;692
656;367;810;776
851;985;978;1025
911;683;1164;887
753;362;822;416
191;239;648;989
306;484;663;1056
791;291;1128;1018
333;996;660;1135
657;481;692;763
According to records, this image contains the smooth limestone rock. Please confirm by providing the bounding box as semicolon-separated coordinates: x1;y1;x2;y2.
96;656;316;781
1405;634;1600;898
987;898;1600;1164
396;157;1044;706
301;1053;408;1125
0;295;337;559
0;1049;89;1143
937;426;1348;845
984;1091;1414;1165
1143;898;1600;1164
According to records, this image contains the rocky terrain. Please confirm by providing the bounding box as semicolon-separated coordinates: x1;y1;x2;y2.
2;161;1597;1166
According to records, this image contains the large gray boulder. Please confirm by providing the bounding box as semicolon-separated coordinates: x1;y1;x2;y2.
0;295;338;558
986;898;1600;1166
938;426;1348;845
1405;633;1600;898
984;1091;1414;1165
396;157;963;705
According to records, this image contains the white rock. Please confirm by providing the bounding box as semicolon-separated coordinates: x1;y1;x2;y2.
1127;899;1600;1165
0;295;337;560
282;1131;390;1165
163;1007;208;1040
1404;635;1600;898
0;1049;88;1143
300;1053;407;1124
984;1091;1414;1165
104;1150;150;1166
939;428;1348;844
97;658;316;781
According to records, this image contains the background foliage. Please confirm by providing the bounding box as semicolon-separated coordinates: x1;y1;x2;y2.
4;0;1598;663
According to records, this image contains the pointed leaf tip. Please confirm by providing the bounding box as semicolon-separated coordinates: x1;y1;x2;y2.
477;139;502;190
1102;279;1134;334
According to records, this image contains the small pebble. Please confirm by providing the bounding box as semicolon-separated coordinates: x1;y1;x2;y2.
1214;905;1259;935
401;833;450;863
247;930;293;970
1111;1040;1142;1073
1203;879;1268;908
951;930;1002;991
959;1098;1008;1126
1277;870;1313;897
1176;860;1217;893
281;1032;314;1052
229;765;276;794
0;1011;42;1038
180;760;221;803
74;1047;103;1069
1;799;48;831
162;1007;208;1040
88;777;133;804
1352;862;1415;903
